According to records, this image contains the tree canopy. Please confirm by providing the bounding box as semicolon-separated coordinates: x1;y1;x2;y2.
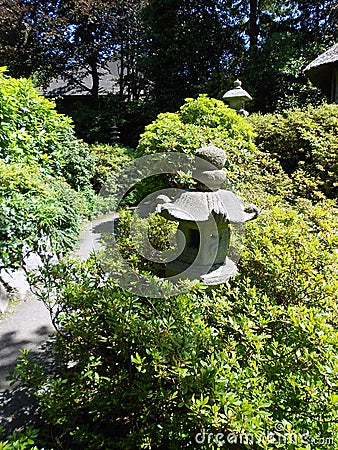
0;0;337;112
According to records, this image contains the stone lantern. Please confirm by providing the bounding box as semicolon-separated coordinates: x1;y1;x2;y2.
110;116;120;145
154;144;259;285
223;79;252;116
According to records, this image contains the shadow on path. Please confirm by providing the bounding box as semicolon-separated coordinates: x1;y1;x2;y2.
0;296;55;434
0;214;118;436
0;338;57;434
0;324;53;390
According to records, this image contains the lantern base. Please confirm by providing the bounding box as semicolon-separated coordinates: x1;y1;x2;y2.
166;257;238;286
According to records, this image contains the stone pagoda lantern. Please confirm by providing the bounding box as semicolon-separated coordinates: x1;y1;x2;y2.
110;116;120;145
223;79;252;116
155;144;259;286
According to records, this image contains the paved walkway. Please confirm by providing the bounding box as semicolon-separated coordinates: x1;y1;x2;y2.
0;214;118;433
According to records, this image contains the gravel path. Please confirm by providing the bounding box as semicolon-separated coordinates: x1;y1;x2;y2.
0;214;118;434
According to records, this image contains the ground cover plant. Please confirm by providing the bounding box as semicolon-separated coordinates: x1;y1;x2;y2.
8;96;338;449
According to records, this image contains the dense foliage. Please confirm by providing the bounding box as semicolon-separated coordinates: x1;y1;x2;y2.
58;97;160;148
0;70;93;275
249;103;338;199
14;199;338;449
0;68;94;190
11;96;338;449
0;426;40;449
90;143;137;192
0;162;85;272
1;0;337;120
0;69;144;277
137;95;292;197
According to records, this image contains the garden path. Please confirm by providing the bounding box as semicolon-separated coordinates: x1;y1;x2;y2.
0;213;118;433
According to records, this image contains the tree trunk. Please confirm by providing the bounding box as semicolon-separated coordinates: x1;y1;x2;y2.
89;58;100;108
119;42;125;102
249;0;259;50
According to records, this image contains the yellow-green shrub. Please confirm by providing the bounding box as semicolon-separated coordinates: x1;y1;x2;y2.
249;103;338;199
0;67;93;190
137;94;293;198
0;162;86;271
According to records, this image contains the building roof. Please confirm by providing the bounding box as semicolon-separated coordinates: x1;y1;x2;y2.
305;43;338;70
304;43;338;97
41;59;120;97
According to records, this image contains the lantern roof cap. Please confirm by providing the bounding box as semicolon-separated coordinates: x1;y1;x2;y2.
157;190;247;223
223;79;252;101
195;143;226;169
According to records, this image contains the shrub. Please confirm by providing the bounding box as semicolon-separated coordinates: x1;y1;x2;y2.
15;233;338;449
0;426;41;449
0;68;99;274
240;194;337;306
249;103;338;199
0;162;86;271
89;144;137;193
137;95;293;198
105;209;178;277
0;67;94;190
11;95;338;449
13;190;338;449
137;95;256;168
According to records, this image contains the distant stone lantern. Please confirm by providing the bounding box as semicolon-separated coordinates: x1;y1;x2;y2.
223;79;252;116
110;116;120;145
155;144;260;286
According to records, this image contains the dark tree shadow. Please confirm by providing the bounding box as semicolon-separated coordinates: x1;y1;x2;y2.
0;333;58;435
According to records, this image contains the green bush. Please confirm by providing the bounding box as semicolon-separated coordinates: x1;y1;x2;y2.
0;68;100;273
0;162;86;271
13;191;338;449
0;426;41;450
15;240;337;449
240;194;337;307
104;209;178;277
10;95;338;449
89;143;170;212
89;144;137;192
137;95;293;198
0;67;94;190
137;95;256;171
249;103;338;199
